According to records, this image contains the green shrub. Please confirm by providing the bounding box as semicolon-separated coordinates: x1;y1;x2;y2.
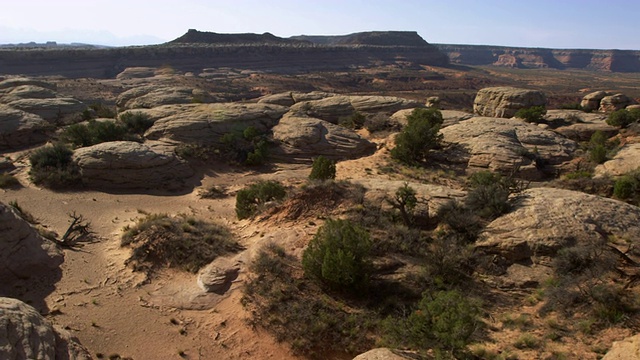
364;113;394;133
559;103;583;111
589;144;608;164
465;183;510;219
338;112;366;129
89;103;116;118
220;126;269;166
384;290;481;354
29;143;80;188
613;175;638;199
309;156;336;181
391;108;443;165
61;120;130;148
515;106;547;123
606;109;640;128
119;111;154;134
387;183;418;226
235;180;286;219
121;213;239;273
0;173;20;189
302;218;372;292
588;131;618;164
436;201;482;243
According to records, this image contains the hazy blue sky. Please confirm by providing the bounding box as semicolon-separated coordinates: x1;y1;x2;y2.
1;0;637;49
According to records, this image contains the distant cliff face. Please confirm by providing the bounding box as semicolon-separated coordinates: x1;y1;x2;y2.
0;30;449;79
436;44;640;72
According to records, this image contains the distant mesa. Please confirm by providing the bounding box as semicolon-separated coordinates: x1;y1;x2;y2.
169;29;310;45
291;31;432;47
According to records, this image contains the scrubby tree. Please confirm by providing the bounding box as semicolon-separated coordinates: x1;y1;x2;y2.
387;183;418;226
235;180;286;219
302;218;372;292
309;155;336;181
515;106;547;123
606;108;640;128
391;108;443;165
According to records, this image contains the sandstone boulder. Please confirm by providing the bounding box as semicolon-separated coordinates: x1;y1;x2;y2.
426;96;440;108
602;334;640;360
473;87;546;118
197;257;241;293
476;187;640;263
546;110;617;141
290;95;421;124
0;297;92;360
599;93;631;112
440;117;577;179
353;348;419;360
73;141;194;190
0;78;56;91
145;103;289;145
116;84;218;110
0;202;63;282
580;91;609;112
8;98;86;123
0;85;58;104
594;142;640;177
0;104;50;150
271;113;376;162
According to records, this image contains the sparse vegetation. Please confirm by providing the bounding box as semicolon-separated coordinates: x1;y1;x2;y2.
28;143;81;188
606;108;640;128
515;105;546;123
338;111;366;129
118;111;154;134
235;180;286;219
121;213;240;273
308;155;336;181
0;173;20;188
391;108;443;165
219;125;269;166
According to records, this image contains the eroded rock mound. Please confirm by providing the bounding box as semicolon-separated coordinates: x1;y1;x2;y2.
0;104;50;150
599;93;631;112
440;117;577;179
73;141;194;190
352;348;419;360
0;202;63;282
144;103;289;145
0;78;56;91
594;142;640;177
476;187;640;263
7;98;86;123
271;113;376;162
0;85;58;104
546;110;616;141
602;334;640;360
473;87;546;118
116;84;218;110
257;91;335;106
580;91;609;112
197;256;241;293
0;297;92;360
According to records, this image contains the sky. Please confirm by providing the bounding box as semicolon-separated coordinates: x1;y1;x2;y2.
0;0;638;50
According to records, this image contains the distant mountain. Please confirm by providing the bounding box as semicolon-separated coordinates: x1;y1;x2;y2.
169;29;309;45
291;31;432;47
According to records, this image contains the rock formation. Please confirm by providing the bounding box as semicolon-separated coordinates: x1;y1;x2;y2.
440;117;576;179
476;187;640;264
116;84;218;110
0;104;50;150
0;202;63;283
352;348;418;360
144;103;289;145
473;87;546;118
602;334;640;360
594;142;640;177
0;297;92;360
197;257;241;293
72;141;194;190
271;113;376;162
599;93;631;112
580;91;609;112
546;110;616;141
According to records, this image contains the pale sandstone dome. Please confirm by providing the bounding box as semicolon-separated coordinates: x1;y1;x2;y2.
72;141;194;190
473;87;546;118
594;141;640;177
115;66;161;80
599;93;631;112
390;108;474;128
7;98;86;123
477;187;640;263
257;91;335;106
352;348;418;360
602;334;640;360
580;90;610;112
116;84;220;110
440;117;577;179
271;113;376;163
0;78;56;91
144;103;289;145
0;85;58;104
546;109;617;141
0;202;63;282
289;95;422;123
0;297;92;360
0;104;50;150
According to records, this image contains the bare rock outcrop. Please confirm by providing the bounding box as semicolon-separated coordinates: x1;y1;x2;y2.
257;91;335;107
599;93;631;112
0;85;58;104
115;67;161;79
197;257;241;293
473;87;546;118
0;202;63;282
7;98;86;123
0;78;56;91
602;334;640;360
580;91;609;112
546;110;616;141
594;142;640;177
440;117;577;179
0;104;50;150
0;297;92;360
476;187;640;264
116;84;218;110
290;95;421;124
73;141;194;190
390;109;474;128
271;113;376;162
144;103;289;145
352;348;418;360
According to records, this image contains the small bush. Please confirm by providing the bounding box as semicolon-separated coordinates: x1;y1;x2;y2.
61;120;130;148
436;201;483;243
338;112;366;129
514;333;540;349
515;106;547;123
383;289;481;355
121;213;240;273
219;126;269;166
29;143;80;188
119;111;154;134
309;156;336;181
391;108;443;165
559;103;583;111
89;103;116;118
613;175;638;199
364;113;394;133
302;218;372;292
235;180;286;219
0;173;20;189
607;109;640;128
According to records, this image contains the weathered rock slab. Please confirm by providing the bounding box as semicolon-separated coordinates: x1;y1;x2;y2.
473;87;546;118
197;257;241;293
0;104;50;150
595;142;640;177
602;334;640;360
